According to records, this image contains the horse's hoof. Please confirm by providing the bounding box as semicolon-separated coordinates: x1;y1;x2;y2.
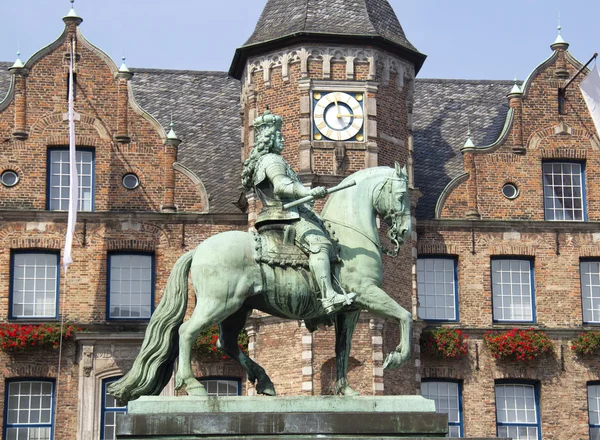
186;385;208;396
383;351;409;369
335;385;360;396
175;376;184;391
257;384;276;396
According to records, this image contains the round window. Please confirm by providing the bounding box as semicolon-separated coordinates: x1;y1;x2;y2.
1;170;19;187
122;173;140;190
502;183;519;199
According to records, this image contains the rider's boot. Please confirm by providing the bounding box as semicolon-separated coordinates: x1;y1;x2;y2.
309;250;355;314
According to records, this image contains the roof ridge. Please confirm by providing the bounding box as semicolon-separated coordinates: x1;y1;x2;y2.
415;78;516;85
132;68;231;76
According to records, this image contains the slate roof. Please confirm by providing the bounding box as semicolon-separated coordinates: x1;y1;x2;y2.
0;62;11;101
244;0;418;53
131;69;243;213
412;79;513;218
0;63;513;218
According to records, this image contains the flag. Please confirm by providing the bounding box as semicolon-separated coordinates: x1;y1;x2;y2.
63;39;78;272
580;63;600;137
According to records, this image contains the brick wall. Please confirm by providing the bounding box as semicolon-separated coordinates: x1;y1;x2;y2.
418;43;600;438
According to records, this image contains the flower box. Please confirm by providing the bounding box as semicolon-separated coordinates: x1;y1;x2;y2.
0;323;81;352
420;328;468;359
571;331;600;355
484;328;553;361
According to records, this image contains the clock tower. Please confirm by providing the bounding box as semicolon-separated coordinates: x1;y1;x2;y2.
230;0;426;397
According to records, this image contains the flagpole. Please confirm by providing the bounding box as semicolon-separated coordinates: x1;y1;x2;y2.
56;35;78;418
563;52;598;91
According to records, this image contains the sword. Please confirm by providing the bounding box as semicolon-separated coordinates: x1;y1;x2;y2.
283;180;356;210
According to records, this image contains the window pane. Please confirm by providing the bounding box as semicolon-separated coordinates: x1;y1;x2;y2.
102;378;127;440
48;149;94;212
496;384;539;440
589;385;600;428
421;381;462;437
5;381;54;440
109;255;153;319
543;162;584;221
12;253;58;318
198;379;240;397
491;260;533;322
582;262;600;323
417;258;457;321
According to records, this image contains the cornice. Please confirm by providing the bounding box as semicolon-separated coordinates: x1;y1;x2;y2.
241;44;414;93
0;210;248;225
418;218;600;232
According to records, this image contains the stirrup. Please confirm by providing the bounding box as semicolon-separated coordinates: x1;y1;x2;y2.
321;292;356;314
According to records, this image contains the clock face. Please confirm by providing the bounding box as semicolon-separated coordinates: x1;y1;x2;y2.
313;92;365;141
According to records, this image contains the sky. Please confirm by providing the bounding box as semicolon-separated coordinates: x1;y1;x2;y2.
0;0;598;80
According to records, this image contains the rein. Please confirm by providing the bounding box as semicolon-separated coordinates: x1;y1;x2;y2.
324;177;409;258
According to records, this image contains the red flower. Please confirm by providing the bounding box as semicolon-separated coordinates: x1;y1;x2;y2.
420;328;468;359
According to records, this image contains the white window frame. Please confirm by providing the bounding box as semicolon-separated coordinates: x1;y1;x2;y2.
421;380;463;437
101;378;127;440
10;252;59;319
543;161;585;221
4;380;55;440
495;383;541;440
107;253;154;320
198;378;240;396
491;259;535;323
589;383;600;440
581;261;600;324
48;149;94;212
417;257;458;321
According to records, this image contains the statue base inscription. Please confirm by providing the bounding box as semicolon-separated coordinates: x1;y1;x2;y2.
116;396;501;439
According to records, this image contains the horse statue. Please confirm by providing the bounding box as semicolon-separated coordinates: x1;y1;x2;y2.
108;163;412;402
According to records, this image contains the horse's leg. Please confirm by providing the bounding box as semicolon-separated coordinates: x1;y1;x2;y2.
218;308;276;396
355;285;412;369
333;310;361;396
176;295;246;395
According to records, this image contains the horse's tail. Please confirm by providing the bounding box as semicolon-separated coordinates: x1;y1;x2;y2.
107;250;195;404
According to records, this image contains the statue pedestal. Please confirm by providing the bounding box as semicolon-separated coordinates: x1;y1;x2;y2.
116;395;495;439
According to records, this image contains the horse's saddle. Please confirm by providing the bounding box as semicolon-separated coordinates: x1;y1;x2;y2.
252;225;310;268
252;224;338;268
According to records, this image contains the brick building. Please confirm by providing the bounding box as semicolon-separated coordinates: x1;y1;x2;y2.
0;1;599;439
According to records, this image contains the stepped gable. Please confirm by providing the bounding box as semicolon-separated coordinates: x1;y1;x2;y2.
131;69;243;214
231;0;425;78
412;79;514;219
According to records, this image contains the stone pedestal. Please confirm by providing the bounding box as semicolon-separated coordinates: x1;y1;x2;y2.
116;396;501;439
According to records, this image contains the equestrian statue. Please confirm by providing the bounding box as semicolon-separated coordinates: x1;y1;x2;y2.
108;110;413;402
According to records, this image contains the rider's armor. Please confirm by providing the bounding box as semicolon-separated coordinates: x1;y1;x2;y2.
254;154;301;228
253;154;332;256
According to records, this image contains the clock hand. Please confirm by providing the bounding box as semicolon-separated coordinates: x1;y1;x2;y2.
338;114;363;118
334;93;341;118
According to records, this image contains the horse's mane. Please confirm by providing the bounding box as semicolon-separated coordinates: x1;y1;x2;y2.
322;166;396;217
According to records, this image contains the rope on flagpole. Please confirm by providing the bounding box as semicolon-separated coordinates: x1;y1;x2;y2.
55;35;77;419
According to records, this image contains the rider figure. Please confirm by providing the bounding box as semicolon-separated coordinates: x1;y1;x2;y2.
242;110;354;314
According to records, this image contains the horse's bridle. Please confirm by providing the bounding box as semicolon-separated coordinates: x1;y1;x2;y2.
372;177;411;258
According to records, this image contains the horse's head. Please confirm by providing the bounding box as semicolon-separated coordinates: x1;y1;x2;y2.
373;163;412;256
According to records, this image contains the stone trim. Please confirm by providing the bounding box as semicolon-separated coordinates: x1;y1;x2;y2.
0;210;248;225
489;244;536;256
434;173;468;219
244;46;414;93
418;219;600;233
417;242;459;255
173;162;210;213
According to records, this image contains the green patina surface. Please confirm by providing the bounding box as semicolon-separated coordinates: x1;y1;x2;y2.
127;395;436;415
